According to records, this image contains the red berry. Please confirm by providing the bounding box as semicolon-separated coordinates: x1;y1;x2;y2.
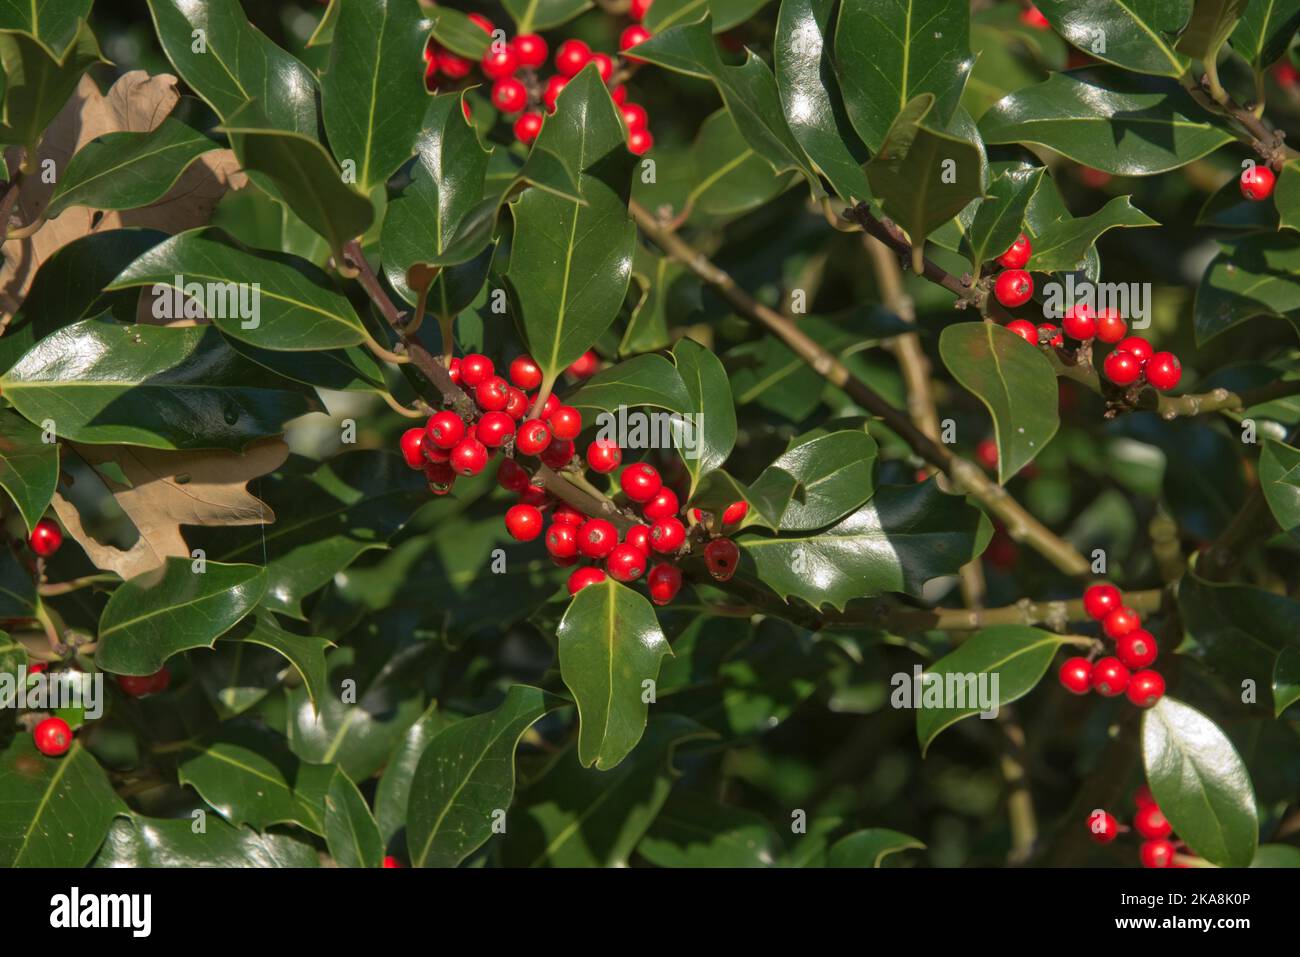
704;538;740;581
578;518;618;558
1095;309;1127;343
383;856;403;868
468;13;494;33
625;524;651;553
1140;839;1176;868
28;519;62;557
997;233;1031;269
621;102;648;133
642;487;679;521
33;716;72;756
1240;164;1276;201
1116;335;1153;363
509;355;543;390
567;350;600;378
1082;583;1122;621
548;405;582;440
1116;629;1158;670
1038;323;1064;347
447;356;462;385
993;269;1033;308
1020;5;1050;29
647;563;683;605
649;517;686;553
1145;352;1181;391
518;485;548;507
546;522;579;559
425;461;455;493
514;111;544;144
400;427;427;469
1274;61;1300;89
722;501;748;526
505;503;544;541
514;33;548;68
1103;350;1142;386
460;353;494;387
976;438;999;471
540;438;575;469
450;437;489;476
476;411;516;448
1134;785;1157;808
1126;669;1166;708
1102;606;1141;639
1059;656;1093;695
610;85;628;104
630;0;653;19
475;375;510;412
426;410;466;449
1006;319;1038;344
27;661;47;674
491;77;527;114
1087;809;1119;843
620;25;652;59
606;543;647;582
497;457;531;492
567;566;607;595
1061;304;1096;340
591;53;614;82
543;75;568;112
533;393;562;418
555;39;592;76
620;463;662;502
482;45;519;80
118;668;170;697
504;387;529;420
1091;656;1131;697
1134;803;1173;839
627;128;654;155
516;419;552;455
439;52;472;79
586;439;622;473
552;505;585;526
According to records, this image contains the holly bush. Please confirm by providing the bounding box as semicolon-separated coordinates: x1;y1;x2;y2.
2;0;1300;872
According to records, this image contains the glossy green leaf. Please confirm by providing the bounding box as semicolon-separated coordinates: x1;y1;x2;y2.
637;791;780;867
0;547;36;620
826;827;926;867
0;409;58;533
686;108;795;218
834;0;974;152
504;0;593;32
1251;843;1300;866
146;0;318;135
108;231;370;351
407;685;564;867
980;68;1235;175
430;6;492;56
0;317;321;451
621;246;691;355
1142;695;1259;868
97;558;266;675
1035;0;1192;76
324;768;383;868
567;354;693;417
1273;159;1300;233
193;638;286;717
963;167;1044;271
1230;0;1300;67
321;0;431;191
231;340;387;395
749;430;878;530
1274;646;1300;717
1194;233;1300;344
558;578;673;770
1177;0;1250;61
1027;195;1159;272
1260;438;1300;536
375;702;460;844
222;612;333;708
940;322;1059;483
94;814;319;867
0;22;104;151
0;0;92;55
673;337;737;493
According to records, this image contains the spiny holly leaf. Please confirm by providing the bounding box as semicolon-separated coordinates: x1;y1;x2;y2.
96;558;266;675
1259;438;1300;537
220;612;334;710
108;230;371;351
1034;0;1192;77
833;0;974;153
567;354;693;416
0;22;105;153
1194;234;1300;344
980;68;1234;175
1027;195;1159;273
504;0;593;32
0;317;321;451
826;828;926;867
1142;696;1259;868
321;0;431;191
688;467;787;531
637;790;781;867
962;166;1044;272
0;739;126;868
748;429;878;531
323;768;383;868
673;337;737;494
94;814;319;867
44;119;218;219
1230;0;1300;68
558;578;674;770
916;626;1075;755
146;0;318;135
507;66;636;380
774;0;871;203
407;685;565;867
0;409;58;533
940;322;1059;483
0;0;92;55
1176;0;1250;62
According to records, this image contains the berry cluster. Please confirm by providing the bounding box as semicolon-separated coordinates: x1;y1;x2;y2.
26;664;171;759
1088;786;1185;868
1058;583;1165;707
422;7;656;155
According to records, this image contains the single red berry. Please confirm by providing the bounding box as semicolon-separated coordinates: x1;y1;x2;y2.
543;75;568;112
476;411;516;448
1116;335;1153;363
532;393;562;418
567;350;600;378
1038;323;1064;347
383;856;403;868
606;543;647;582
426;410;466;449
400;427;427;469
548;405;582;440
1145;352;1181;391
1061;304;1096;340
586;439;622;473
620;463;662;502
1116;629;1158;670
993;269;1033;308
1126;669;1166;708
610;85;628;104
468;13;494;33
1134;785;1157;808
1091;656;1131;697
1240;164;1276;201
1133;803;1173;839
514;111;544;145
546;521;580;559
118;673;158;697
540;438;575;469
518;485;548;507
447;356;462;385
505;504;544;541
1103;606;1141;640
620;25;652;60
1082;583;1122;621
491;77;528;114
1095;309;1127;343
627;128;654;156
514;33;548;68
591;52;614;82
624;524;651;553
27;661;48;674
497;458;531;492
1103;350;1142;386
425;461;455;493
460;354;494;388
516;419;552;456
578;518;618;558
997;233;1032;269
555;39;592;76
976;438;999;471
33;716;72;756
482;45;519;80
642;487;679;521
475;375;510;412
621;102;648;133
704;538;740;581
649;517;686;553
1140;839;1176;868
1059;656;1093;695
509;355;543;390
1020;5;1050;29
567;565;607;595
630;0;653;19
424;441;450;463
450;437;489;476
1087;809;1119;843
28;519;63;558
647;563;683;605
504;387;529;420
1274;61;1300;89
722;501;748;526
438;51;472;79
1006;319;1038;344
553;505;585;526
